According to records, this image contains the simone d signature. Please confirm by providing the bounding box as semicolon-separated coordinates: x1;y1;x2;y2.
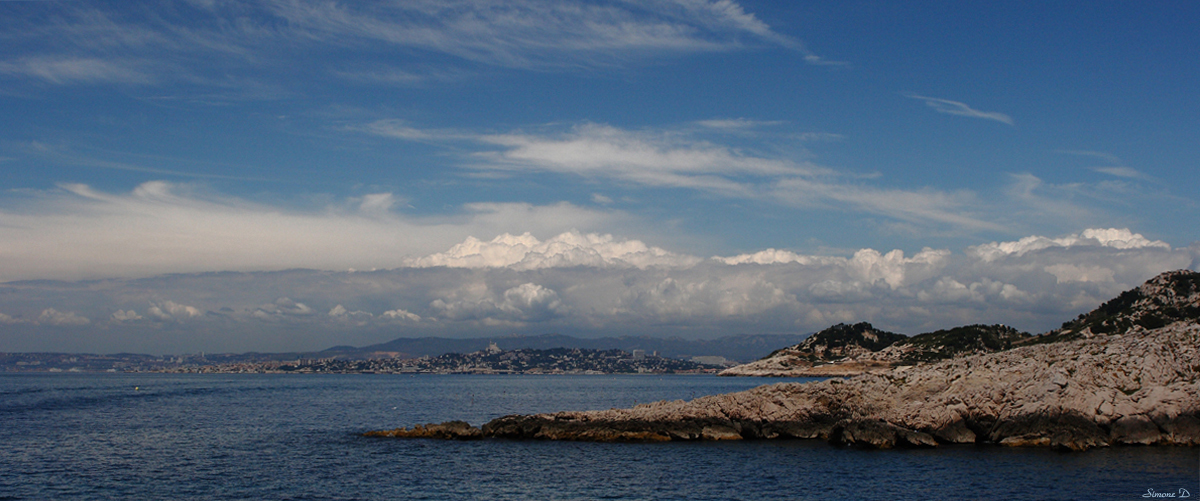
1143;488;1192;498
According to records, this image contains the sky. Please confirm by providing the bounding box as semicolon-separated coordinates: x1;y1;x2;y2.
1;0;1197;354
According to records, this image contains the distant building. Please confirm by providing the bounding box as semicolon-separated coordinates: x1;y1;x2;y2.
485;342;502;354
631;349;645;360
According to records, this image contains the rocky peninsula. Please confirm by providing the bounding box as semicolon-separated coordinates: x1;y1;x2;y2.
367;270;1200;450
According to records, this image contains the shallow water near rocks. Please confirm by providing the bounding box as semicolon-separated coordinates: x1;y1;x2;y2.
1;373;1196;500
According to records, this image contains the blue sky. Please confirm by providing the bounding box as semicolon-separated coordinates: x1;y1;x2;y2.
1;1;1197;354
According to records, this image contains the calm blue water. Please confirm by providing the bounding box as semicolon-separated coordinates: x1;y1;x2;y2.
1;373;1196;500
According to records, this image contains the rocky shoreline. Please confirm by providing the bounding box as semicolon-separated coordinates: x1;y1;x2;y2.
368;322;1199;450
367;271;1200;450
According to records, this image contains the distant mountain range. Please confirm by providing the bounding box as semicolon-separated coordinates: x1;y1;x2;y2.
321;333;812;362
1;332;814;372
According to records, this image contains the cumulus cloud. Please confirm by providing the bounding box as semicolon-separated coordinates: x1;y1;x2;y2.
381;308;422;323
968;228;1170;262
405;231;699;270
38;308;90;326
715;247;949;289
252;298;314;321
111;309;143;322
430;282;564;324
329;304;371;318
147;301;202;321
327;304;375;327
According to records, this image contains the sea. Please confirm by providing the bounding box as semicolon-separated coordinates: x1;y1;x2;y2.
1;373;1196;501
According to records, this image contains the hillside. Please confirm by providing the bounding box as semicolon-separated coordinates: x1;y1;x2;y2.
720;322;1032;377
1040;269;1200;342
880;324;1031;364
721;270;1199;377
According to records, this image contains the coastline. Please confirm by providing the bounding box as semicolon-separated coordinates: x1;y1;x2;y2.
369;321;1200;450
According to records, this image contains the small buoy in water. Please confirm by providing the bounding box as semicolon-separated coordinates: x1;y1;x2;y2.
134;387;139;391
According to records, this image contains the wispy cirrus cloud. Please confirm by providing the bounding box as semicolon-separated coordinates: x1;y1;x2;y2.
1055;149;1148;179
906;94;1014;125
472;123;824;196
769;177;1002;231
363;120;1004;232
0;57;152;85
1;0;832;92
267;0;832;68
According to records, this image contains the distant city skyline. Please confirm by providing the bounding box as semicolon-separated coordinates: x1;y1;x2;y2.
1;1;1196;354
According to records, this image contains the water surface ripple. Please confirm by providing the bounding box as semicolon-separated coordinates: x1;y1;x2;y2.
1;373;1195;500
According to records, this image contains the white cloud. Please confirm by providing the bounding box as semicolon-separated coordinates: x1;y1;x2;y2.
381;308;421;322
430;282;564;323
111;309;142;322
472;123;821;196
252;298;313;320
715;247;950;289
1055;150;1146;180
364;121;1008;232
0;181;624;281
405;230;700;270
714;248;839;266
907;94;1014;125
38;308;90;326
916;277;1030;305
358;193;399;213
0;312;23;324
147;301;202;321
1;227;1194;349
329;304;372;318
1043;263;1115;284
844;248;950;289
695;118;786;130
969;228;1170;262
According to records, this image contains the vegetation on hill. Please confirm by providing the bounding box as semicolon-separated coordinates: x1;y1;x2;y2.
893;324;1030;363
767;322;906;362
738;269;1200;374
1040;269;1200;343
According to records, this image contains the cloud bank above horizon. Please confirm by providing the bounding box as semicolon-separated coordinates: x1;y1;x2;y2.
2;222;1194;354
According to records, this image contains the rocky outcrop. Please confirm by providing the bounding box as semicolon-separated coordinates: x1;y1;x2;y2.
719;322;906;377
364;420;483;440
368;270;1200;450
